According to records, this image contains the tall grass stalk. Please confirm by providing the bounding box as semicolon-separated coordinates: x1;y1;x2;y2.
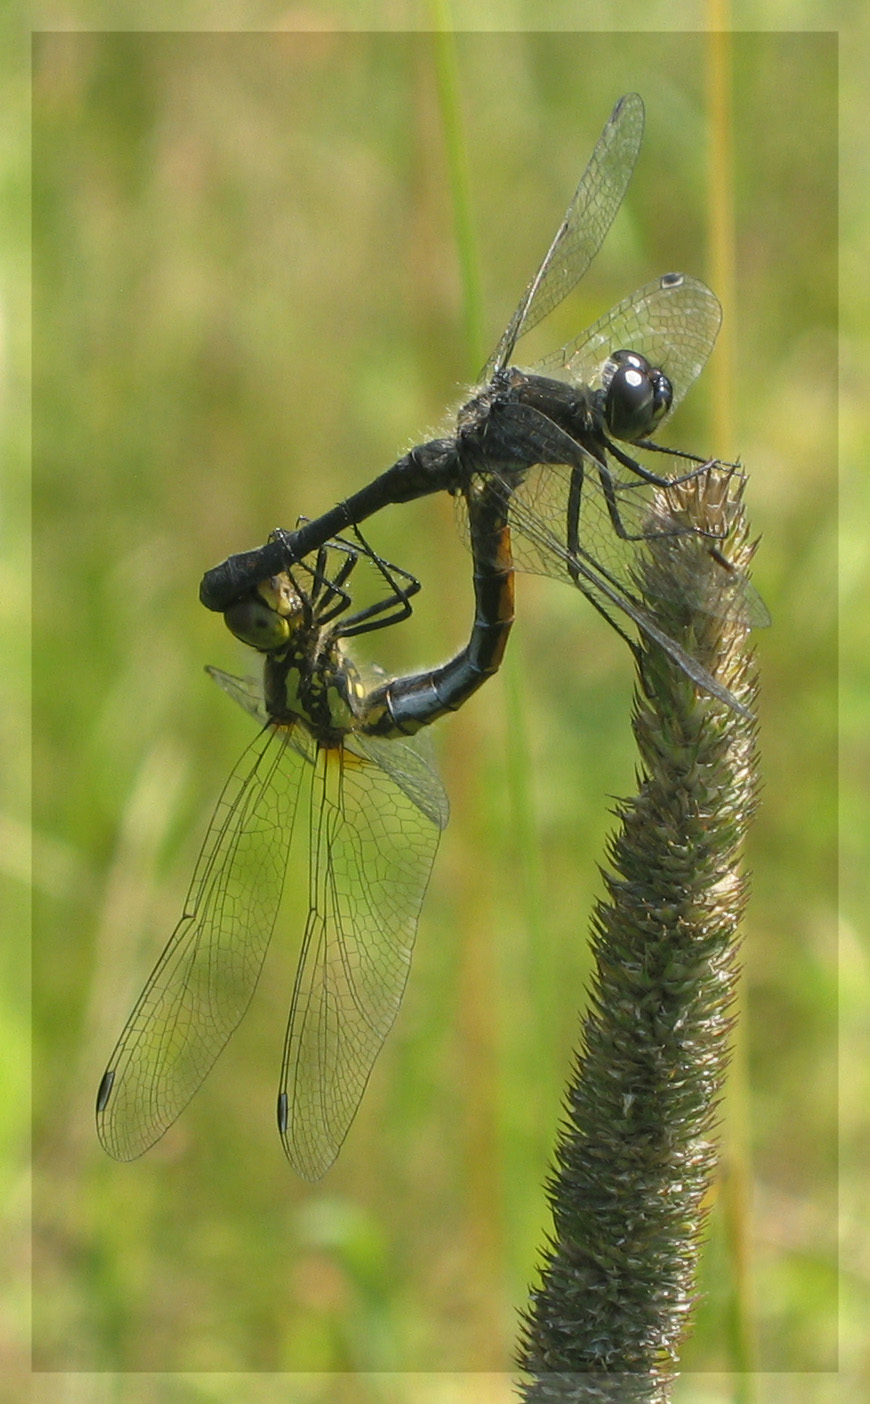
429;17;549;982
705;36;759;1391
517;469;761;1402
430;11;485;376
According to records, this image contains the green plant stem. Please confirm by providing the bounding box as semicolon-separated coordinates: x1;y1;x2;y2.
430;11;485;376
517;469;761;1403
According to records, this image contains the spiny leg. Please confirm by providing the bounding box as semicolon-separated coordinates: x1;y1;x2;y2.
331;524;422;640
598;449;729;545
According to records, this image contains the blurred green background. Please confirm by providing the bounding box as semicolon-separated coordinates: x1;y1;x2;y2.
19;12;862;1404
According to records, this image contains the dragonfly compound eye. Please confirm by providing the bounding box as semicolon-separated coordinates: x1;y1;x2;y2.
603;349;673;443
224;596;292;652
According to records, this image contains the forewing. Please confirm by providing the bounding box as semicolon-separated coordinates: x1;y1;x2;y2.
536;274;722;421
206;664;269;725
486;93;645;376
207;665;313;758
278;739;445;1180
96;723;311;1160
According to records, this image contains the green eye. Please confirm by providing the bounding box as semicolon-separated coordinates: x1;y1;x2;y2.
224;598;291;652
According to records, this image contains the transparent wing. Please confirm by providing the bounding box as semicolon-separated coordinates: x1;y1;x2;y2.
455;404;766;717
207;665;314;760
463;468;757;719
486;92;645;376
535;273;722;424
278;735;446;1181
352;730;449;832
206;664;269;724
461;399;768;627
96;722;311;1160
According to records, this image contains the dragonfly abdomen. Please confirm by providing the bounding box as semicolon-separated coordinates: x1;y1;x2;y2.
360;486;514;738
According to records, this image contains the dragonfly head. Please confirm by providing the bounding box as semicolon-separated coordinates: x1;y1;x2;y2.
223;574;304;653
602;349;673;444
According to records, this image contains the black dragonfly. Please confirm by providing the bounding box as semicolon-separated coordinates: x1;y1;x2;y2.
96;484;514;1179
200;92;768;719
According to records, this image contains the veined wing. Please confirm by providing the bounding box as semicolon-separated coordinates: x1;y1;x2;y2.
459;398;768;631
352;730;449;832
277;735;446;1180
96;721;310;1160
535;273;722;425
507;457;767;623
485;93;645;377
207;665;269;724
495;465;757;718
455;419;765;717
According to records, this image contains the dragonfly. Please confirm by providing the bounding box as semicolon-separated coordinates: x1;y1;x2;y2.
200;92;768;718
96;483;514;1180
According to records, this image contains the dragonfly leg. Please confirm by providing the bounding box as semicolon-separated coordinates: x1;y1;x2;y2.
607;442;743;548
597;455;729;546
300;540;356;623
331;524;422;640
637;438;743;475
266;521;421;640
564;459;587;586
605;436;717;489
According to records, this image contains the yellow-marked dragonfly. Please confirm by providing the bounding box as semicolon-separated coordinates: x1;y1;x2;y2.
201;93;768;718
97;484;513;1179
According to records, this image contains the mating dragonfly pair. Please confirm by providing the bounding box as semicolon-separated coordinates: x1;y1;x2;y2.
96;93;767;1180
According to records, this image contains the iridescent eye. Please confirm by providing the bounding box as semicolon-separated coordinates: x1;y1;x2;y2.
224;598;291;652
603;349;673;443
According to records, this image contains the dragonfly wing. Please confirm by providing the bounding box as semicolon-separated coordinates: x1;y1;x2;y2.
469;398;766;625
351;731;449;832
207;664;269;724
207;665;315;759
278;739;445;1180
96;723;310;1160
536;273;722;421
454;403;760;715
499;466;755;716
485;93;645;376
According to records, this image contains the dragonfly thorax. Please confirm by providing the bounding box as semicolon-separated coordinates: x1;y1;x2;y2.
264;636;361;745
459;367;600;473
601;348;672;444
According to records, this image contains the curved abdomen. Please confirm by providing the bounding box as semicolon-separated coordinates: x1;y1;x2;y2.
360;482;515;737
